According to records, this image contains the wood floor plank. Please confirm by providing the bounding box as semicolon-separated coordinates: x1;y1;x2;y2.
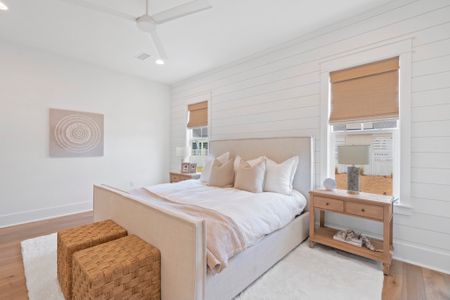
423;267;450;300
404;262;427;300
0;210;449;300
382;259;404;300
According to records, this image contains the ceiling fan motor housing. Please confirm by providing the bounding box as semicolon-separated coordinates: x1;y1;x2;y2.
136;15;156;32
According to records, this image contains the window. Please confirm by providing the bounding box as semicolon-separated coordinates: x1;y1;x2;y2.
187;101;208;172
328;57;400;197
331;121;398;196
189;127;208;171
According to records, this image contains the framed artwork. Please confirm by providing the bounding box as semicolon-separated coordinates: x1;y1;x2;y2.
49;108;104;157
189;163;197;173
181;162;190;173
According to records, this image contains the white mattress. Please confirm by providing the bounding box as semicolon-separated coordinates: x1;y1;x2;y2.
142;180;307;248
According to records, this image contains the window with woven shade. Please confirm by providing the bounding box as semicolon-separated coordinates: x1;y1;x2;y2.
187;101;208;128
329;57;399;124
186;101;209;172
328;57;400;197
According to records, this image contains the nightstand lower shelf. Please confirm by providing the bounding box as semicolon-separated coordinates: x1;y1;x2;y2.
309;189;394;275
312;227;386;261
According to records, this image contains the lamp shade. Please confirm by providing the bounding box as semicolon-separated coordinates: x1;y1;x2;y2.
338;145;369;165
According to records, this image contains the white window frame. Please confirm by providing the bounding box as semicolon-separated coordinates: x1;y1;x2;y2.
319;39;412;215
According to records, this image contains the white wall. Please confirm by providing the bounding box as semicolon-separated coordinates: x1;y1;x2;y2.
0;41;171;227
170;0;450;273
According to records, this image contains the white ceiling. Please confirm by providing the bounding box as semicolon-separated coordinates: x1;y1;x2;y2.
0;0;392;84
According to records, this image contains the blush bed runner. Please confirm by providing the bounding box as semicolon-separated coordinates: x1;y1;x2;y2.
130;180;307;273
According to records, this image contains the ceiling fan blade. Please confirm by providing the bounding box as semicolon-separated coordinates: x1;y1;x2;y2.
150;30;168;60
56;0;136;22
152;0;211;24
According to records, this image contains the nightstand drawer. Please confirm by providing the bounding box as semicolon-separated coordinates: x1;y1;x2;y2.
314;197;344;212
345;202;383;220
170;174;187;183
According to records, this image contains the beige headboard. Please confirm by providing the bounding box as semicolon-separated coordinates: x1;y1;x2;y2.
210;137;314;199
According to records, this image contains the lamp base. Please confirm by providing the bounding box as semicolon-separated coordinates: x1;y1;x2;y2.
347;166;360;194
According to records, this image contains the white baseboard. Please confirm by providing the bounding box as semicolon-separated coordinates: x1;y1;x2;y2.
393;240;450;275
0;201;92;228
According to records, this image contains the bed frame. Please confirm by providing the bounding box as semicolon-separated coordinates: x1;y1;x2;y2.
94;137;314;300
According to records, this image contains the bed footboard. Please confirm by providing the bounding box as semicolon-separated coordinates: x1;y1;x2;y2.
93;185;206;300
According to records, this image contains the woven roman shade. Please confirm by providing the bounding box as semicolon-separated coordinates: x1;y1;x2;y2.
329;57;399;124
187;101;208;128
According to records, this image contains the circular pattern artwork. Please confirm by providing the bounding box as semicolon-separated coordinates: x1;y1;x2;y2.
54;114;102;154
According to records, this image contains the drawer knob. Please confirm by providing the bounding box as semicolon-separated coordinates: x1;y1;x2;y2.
326;202;329;206
361;208;365;212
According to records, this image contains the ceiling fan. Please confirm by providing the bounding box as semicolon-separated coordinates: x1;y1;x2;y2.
58;0;212;64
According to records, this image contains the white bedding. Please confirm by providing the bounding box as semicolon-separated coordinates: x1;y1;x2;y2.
143;180;307;248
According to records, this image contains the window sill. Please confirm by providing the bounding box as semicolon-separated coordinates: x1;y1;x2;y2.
393;201;413;216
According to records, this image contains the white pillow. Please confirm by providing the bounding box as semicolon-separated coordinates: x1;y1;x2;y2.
234;159;266;193
200;152;230;183
264;156;299;195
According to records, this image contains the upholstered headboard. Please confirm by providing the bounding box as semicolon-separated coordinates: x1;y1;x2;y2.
210;137;314;200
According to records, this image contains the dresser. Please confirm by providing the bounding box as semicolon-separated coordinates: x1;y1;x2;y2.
169;172;201;183
309;189;394;274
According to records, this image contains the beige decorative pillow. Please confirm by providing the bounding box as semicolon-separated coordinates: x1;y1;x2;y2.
234;159;266;193
200;152;230;183
233;155;265;171
208;159;235;187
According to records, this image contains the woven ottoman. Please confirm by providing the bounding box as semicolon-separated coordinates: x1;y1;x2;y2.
57;220;127;300
72;235;161;300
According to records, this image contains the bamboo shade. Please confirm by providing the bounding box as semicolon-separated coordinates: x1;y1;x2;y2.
329;57;399;124
187;101;208;128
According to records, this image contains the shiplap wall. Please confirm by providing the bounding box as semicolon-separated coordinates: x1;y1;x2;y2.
170;0;450;273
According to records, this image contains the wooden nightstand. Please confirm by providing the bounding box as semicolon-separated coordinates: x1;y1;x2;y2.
169;172;201;183
309;189;394;275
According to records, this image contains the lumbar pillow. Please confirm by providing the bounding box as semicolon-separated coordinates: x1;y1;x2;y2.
234;159;266;193
264;156;299;195
200;152;230;183
208;159;235;187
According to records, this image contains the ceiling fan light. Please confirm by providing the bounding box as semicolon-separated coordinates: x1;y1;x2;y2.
155;59;165;65
0;1;8;11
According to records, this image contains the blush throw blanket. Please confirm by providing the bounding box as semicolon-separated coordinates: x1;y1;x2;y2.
130;188;246;273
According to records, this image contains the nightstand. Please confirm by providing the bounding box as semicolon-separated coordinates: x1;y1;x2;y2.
309;189;394;275
169;172;201;183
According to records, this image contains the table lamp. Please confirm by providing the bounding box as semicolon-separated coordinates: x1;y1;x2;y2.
337;145;369;194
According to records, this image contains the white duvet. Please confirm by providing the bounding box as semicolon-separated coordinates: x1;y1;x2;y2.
144;180;307;247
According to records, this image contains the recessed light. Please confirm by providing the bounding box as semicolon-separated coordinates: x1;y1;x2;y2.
155;59;165;65
0;2;8;11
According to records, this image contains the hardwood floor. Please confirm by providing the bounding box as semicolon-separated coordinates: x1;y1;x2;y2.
0;212;93;300
0;212;449;300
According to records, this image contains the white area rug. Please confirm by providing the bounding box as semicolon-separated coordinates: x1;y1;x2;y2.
21;234;383;300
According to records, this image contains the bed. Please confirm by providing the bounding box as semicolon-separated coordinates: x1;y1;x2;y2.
93;137;314;300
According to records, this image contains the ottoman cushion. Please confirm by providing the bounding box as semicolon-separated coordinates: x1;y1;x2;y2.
57;220;127;299
72;235;161;300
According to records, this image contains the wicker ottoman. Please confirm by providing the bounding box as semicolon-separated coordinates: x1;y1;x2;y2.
72;235;161;300
57;220;127;300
